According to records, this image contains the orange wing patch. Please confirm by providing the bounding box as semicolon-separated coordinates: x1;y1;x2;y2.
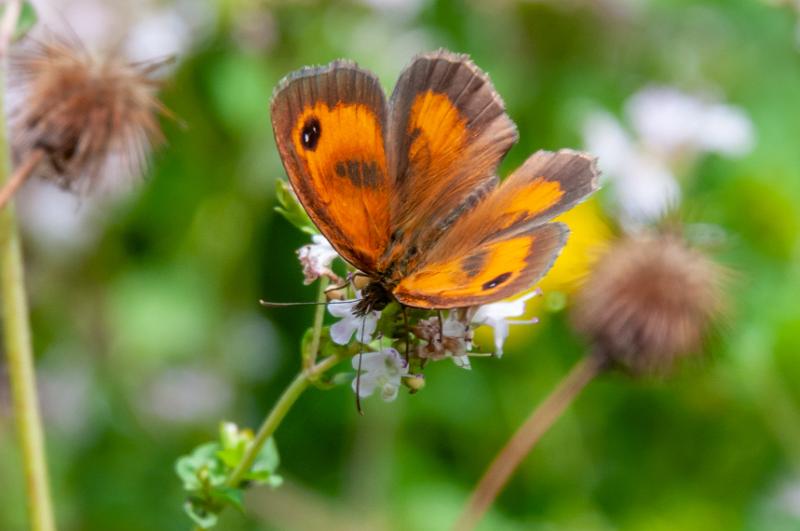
493;176;564;233
286;102;391;271
393;223;568;309
406;91;468;182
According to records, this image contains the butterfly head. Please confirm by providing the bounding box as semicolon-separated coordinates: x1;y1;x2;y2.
353;279;394;316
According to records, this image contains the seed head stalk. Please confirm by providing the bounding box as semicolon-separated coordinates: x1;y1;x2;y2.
455;353;606;531
0;148;44;209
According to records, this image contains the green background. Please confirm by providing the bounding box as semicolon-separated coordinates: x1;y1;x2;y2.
1;0;800;529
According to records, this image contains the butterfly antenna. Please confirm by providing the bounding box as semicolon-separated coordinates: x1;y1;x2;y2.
355;317;366;416
259;299;357;307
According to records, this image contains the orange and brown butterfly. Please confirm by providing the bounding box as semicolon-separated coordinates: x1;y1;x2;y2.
270;49;598;316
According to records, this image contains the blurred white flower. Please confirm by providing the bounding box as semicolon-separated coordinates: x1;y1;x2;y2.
627;86;754;157
472;289;541;357
124;7;192;62
140;366;233;425
778;478;800;519
352;348;409;401
16;181;110;259
359;0;427;15
583;86;754;228
584;112;680;226
328;294;379;345
297;235;340;285
38;357;94;441
30;0;217;62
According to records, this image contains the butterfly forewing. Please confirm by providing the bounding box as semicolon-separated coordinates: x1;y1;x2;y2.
270;62;392;274
379;50;519;275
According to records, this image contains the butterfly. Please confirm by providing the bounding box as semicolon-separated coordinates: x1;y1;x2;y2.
270;49;598;316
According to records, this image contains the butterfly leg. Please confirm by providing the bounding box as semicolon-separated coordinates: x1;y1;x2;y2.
401;305;410;362
355;317;367;416
323;275;352;299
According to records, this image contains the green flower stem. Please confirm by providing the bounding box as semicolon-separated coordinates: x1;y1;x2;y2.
0;27;56;531
303;276;329;371
225;353;343;489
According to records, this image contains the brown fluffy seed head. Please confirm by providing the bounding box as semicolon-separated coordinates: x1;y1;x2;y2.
572;232;726;375
9;37;169;192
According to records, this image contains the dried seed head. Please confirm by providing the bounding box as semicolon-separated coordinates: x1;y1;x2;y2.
572;232;726;375
9;36;169;192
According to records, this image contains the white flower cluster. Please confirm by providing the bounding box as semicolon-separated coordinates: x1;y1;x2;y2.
297;235;340;285
294;234;543;403
583;86;754;229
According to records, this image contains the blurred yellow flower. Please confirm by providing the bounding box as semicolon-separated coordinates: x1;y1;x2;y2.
473;197;613;354
540;197;613;294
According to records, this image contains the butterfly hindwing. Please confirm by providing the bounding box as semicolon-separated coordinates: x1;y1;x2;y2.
393;222;568;309
392;150;598;309
379;50;519;274
428;150;599;251
270;61;392;274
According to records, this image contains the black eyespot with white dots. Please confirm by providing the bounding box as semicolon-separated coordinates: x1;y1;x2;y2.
300;117;321;151
482;272;512;291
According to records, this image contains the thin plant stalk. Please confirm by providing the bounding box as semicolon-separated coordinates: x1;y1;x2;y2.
303;276;329;371
189;352;343;531
0;10;56;530
0;148;45;209
455;354;607;531
225;352;342;489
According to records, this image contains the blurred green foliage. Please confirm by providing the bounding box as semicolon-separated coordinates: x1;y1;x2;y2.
1;0;800;530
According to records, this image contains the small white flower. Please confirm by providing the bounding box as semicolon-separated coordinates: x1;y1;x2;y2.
351;348;409;401
472;290;541;357
451;354;472;370
415;313;475;368
328;294;379;345
297;235;340;285
442;313;474;369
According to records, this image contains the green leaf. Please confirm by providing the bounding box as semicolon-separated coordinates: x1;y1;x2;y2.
175;456;203;491
0;2;37;42
247;438;279;477
216;448;242;469
267;474;284;488
275;180;316;235
175;442;224;492
242;438;282;485
255;437;280;472
184;500;218;529
211;486;245;512
15;2;36;40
